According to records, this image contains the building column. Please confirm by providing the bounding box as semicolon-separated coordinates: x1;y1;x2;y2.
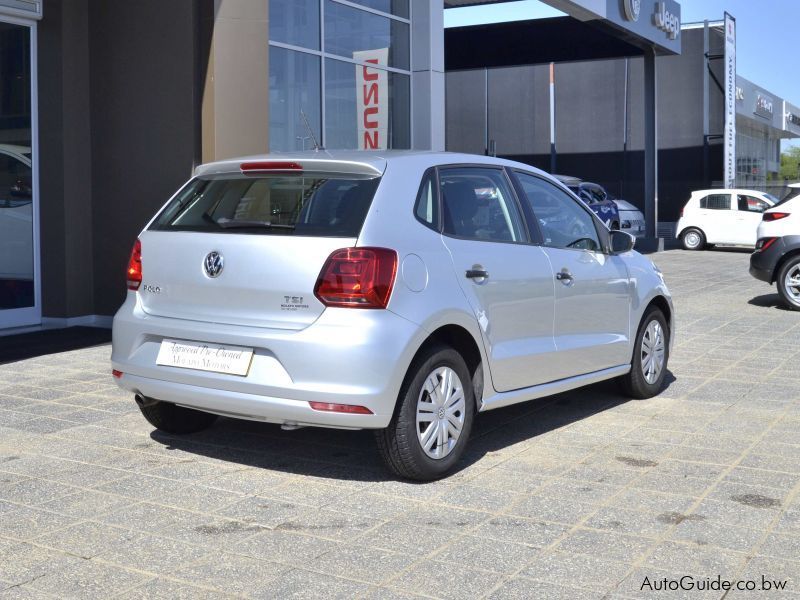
643;47;658;240
411;0;444;151
201;0;270;162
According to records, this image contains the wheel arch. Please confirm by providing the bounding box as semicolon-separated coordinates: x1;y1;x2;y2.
772;248;800;284
409;324;486;409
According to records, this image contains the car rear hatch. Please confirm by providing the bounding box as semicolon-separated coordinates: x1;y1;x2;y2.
136;158;385;331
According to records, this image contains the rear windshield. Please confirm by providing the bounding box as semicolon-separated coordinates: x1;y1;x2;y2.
150;174;380;237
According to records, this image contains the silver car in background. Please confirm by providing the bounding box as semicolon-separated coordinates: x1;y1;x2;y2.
112;151;674;480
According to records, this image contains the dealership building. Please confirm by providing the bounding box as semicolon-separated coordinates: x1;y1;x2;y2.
0;0;793;334
446;17;800;225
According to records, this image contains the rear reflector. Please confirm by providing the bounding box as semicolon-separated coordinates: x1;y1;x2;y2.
763;212;790;222
112;369;123;379
127;239;142;291
240;161;303;173
755;237;778;252
314;247;397;309
309;402;373;415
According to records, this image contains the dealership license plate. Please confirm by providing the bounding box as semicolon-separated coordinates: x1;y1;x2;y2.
156;339;254;376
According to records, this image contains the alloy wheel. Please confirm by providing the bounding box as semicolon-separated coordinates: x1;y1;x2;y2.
415;366;466;459
640;319;665;384
784;264;800;306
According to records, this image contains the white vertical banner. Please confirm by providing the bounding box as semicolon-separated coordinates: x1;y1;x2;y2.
724;13;736;188
354;48;389;150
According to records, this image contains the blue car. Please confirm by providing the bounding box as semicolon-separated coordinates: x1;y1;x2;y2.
554;175;621;230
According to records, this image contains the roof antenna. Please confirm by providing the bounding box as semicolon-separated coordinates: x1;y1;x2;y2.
300;109;322;151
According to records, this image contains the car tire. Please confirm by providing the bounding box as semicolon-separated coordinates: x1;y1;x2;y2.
618;307;669;399
681;228;705;251
138;398;218;434
376;345;475;481
777;256;800;311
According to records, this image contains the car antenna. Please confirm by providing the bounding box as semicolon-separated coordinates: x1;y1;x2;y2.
300;109;323;151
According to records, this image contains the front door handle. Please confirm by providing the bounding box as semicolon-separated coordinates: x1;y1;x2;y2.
466;269;489;280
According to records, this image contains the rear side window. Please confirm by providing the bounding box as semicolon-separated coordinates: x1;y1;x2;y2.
699;194;730;210
150;174;380;237
439;167;526;243
414;168;438;230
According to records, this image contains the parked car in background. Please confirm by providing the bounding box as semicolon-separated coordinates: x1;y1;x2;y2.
750;193;800;310
675;189;777;250
614;199;646;238
554;175;620;230
112;151;674;480
0;144;33;282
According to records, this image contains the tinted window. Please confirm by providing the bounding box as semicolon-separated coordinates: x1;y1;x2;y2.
515;172;601;251
699;194;731;210
414;169;438;230
737;195;769;213
151;174;380;237
0;154;31;207
439;167;525;243
268;0;320;50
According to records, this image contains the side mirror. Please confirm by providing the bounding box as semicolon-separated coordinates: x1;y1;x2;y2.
610;229;635;254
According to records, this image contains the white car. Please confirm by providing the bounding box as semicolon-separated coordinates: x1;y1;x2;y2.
0;145;33;281
615;199;646;238
675;189;778;250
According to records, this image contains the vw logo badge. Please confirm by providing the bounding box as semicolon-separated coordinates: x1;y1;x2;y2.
204;251;224;278
623;0;640;21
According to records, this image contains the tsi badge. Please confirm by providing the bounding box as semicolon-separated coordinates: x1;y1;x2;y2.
281;296;310;311
622;0;640;22
204;251;224;278
653;1;680;40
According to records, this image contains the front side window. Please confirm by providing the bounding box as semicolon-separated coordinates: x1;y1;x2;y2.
699;194;731;210
439;167;526;243
737;195;769;213
515;172;601;251
151;174;380;238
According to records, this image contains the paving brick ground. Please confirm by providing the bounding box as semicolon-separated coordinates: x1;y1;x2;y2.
0;248;799;599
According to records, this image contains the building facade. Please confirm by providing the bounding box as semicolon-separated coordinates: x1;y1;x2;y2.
0;0;444;333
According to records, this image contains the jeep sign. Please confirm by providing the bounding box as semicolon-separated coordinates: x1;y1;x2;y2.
653;1;679;40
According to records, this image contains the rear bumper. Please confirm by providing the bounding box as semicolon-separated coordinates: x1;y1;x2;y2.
111;295;427;429
749;236;800;284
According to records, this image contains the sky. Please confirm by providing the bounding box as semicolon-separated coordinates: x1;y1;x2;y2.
444;1;800;148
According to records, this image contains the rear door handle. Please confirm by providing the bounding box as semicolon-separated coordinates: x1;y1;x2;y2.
556;270;573;284
466;269;489;280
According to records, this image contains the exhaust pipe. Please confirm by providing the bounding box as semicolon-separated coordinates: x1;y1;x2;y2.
135;394;159;408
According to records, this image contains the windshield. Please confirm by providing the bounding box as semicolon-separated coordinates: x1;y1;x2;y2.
150;173;380;237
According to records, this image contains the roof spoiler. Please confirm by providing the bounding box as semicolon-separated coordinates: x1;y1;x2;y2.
195;158;385;178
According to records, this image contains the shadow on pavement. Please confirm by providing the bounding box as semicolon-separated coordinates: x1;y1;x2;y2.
149;373;673;483
0;326;111;365
748;293;792;311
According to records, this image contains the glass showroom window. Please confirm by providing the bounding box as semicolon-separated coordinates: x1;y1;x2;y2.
325;57;410;150
269;47;321;152
269;0;320;50
267;0;411;151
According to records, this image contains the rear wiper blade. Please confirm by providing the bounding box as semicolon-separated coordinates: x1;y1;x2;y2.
215;218;295;230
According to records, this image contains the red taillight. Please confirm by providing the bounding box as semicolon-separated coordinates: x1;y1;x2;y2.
309;401;373;415
679;207;684;218
240;161;303;173
763;212;790;222
755;237;778;252
127;239;142;290
314;247;397;309
112;369;123;379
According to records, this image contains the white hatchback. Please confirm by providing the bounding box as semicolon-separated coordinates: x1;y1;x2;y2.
675;189;778;250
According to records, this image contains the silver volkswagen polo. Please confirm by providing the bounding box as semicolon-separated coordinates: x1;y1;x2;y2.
112;151;673;480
